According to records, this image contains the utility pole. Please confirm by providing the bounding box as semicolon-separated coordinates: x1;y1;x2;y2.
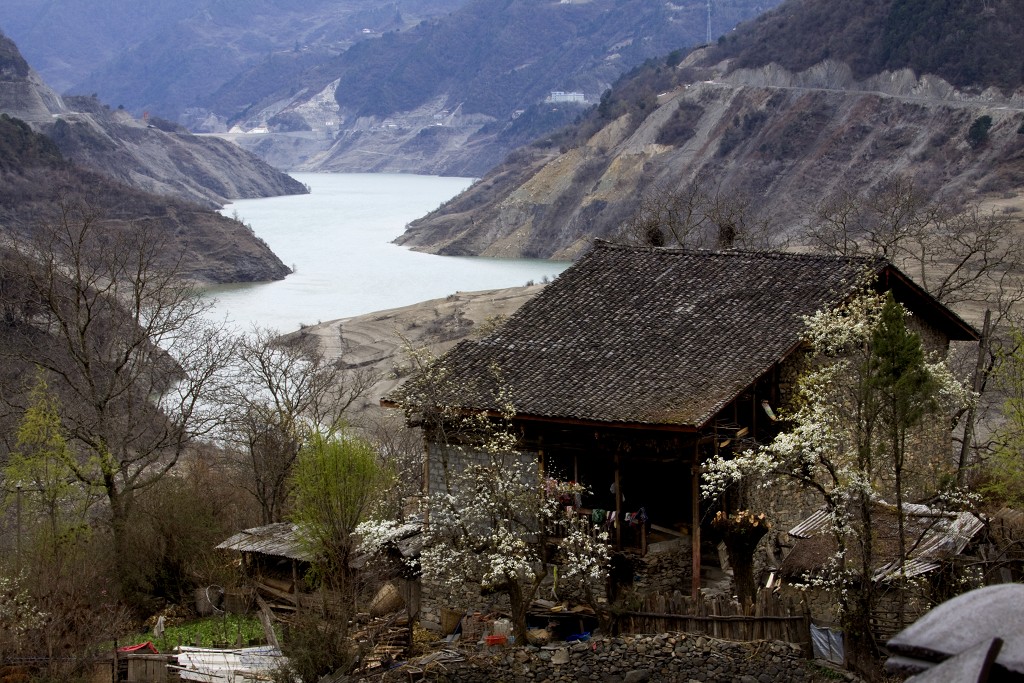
706;0;712;44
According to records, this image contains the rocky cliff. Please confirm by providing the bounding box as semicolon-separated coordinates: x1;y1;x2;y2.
1;31;306;208
394;0;1024;257
204;0;782;176
1;33;291;284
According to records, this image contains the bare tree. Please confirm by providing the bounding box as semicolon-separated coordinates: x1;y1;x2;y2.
804;175;1024;483
0;201;235;598
222;327;375;523
806;176;1024;313
619;177;782;250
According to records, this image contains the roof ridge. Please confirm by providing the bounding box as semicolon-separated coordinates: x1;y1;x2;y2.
592;239;886;265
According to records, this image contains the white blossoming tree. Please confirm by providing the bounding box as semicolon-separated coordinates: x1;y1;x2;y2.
420;411;609;641
0;573;48;658
702;290;972;677
359;351;609;643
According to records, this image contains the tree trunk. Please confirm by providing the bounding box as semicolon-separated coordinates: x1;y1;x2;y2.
958;308;991;485
507;580;529;646
107;485;134;601
844;593;882;681
711;511;769;605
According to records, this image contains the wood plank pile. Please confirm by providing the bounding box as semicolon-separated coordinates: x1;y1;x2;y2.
251;577;345;615
352;612;411;673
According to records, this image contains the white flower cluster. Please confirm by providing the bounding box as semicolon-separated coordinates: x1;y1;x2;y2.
801;290;885;357
0;573;47;642
354;519;408;558
358;408;609;614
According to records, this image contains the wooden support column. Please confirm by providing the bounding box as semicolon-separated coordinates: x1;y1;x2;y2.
614;449;623;549
422;440;431;530
691;442;701;599
751;384;758;439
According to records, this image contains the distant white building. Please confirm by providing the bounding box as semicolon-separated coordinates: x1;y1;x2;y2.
547;91;586;104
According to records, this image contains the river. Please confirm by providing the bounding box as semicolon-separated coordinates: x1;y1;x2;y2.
207;173;568;333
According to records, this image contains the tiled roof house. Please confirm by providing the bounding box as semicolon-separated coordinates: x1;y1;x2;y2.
393;241;978;597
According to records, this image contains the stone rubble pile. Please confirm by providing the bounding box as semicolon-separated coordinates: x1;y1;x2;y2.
367;632;843;682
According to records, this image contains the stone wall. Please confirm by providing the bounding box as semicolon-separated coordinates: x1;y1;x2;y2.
418;575;513;632
632;540;693;597
366;633;843;683
425;442;539;500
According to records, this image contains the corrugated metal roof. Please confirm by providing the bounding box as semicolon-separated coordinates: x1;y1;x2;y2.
785;503;986;582
788;509;834;539
216;522;313;562
175;645;285;682
873;510;985;581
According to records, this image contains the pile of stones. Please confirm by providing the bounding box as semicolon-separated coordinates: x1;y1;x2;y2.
366;632;849;682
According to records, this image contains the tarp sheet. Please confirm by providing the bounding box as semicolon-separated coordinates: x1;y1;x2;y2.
811;624;844;664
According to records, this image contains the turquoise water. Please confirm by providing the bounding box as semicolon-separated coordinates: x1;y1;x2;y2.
208;173;568;333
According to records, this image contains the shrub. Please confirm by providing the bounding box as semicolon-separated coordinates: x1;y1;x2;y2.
967;115;993;148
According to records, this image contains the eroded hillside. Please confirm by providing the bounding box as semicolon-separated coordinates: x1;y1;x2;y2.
397;60;1024;258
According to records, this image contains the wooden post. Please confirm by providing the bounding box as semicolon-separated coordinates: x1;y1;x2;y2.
614;449;623;549
14;483;21;574
691;442;701;599
255;594;280;649
423;440;431;530
751;384;758;439
538;434;545;477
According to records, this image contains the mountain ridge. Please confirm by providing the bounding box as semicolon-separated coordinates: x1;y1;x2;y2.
1;0;783;176
0;33;293;284
0;30;307;208
218;0;782;176
394;0;1024;257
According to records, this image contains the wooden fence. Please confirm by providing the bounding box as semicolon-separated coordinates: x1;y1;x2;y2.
616;589;811;653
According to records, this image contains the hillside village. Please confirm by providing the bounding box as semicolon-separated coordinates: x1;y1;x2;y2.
2;0;1024;682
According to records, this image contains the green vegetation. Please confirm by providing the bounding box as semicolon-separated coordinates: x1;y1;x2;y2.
981;326;1024;507
291;432;391;583
656;101;704;146
114;614;270;652
0;114;65;172
968;115;993;148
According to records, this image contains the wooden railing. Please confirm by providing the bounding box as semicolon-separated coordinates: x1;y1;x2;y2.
616;589;811;653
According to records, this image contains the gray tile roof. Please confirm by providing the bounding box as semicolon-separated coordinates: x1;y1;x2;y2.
216;522;312;562
400;242;972;429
